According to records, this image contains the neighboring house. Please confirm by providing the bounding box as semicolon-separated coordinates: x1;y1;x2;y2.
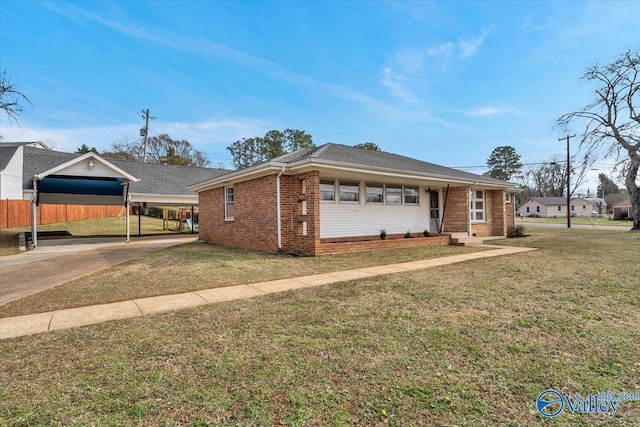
517;197;567;217
571;197;607;216
518;197;608;217
190;143;518;256
613;199;633;219
0;142;49;200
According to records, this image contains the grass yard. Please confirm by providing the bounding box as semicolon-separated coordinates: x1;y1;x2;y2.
1;228;639;426
0;216;189;255
0;244;487;318
517;216;631;227
0;231;20;256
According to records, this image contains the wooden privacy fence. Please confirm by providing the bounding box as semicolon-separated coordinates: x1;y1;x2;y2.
0;200;122;229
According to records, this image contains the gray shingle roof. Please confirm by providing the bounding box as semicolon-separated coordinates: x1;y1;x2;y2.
525;197;568;205
274;143;511;186
110;159;230;195
21;146;230;196
23;147;78;189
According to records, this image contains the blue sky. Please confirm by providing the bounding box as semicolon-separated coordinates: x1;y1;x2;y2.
1;1;638;189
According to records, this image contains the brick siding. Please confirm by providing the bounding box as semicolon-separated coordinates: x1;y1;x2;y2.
198;174;508;255
442;186;469;233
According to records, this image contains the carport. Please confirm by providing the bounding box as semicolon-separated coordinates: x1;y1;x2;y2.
31;153;139;247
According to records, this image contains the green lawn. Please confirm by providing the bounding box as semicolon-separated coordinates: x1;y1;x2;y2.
0;244;487;318
517;216;631;227
1;228;639;426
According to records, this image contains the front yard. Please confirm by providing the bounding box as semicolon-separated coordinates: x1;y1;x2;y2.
1;228;639;426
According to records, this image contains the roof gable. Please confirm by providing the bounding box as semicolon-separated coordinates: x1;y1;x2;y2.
34;152;139;183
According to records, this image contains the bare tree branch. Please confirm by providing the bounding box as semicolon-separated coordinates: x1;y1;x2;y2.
0;71;33;128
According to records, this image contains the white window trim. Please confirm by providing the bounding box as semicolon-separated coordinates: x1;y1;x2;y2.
404;186;419;205
319;180;336;203
470;190;486;222
385;186;403;205
338;181;360;203
365;184;384;204
505;193;511;203
224;185;234;221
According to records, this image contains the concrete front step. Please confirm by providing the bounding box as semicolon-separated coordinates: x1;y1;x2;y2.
449;233;506;246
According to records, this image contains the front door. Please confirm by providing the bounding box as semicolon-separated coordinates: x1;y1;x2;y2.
429;190;440;232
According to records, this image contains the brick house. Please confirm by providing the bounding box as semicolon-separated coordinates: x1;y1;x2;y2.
190;143;517;256
613;199;633;219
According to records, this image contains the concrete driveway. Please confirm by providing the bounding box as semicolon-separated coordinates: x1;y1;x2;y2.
0;235;196;306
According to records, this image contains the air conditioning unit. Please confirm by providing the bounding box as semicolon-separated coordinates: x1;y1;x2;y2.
140;128;147;137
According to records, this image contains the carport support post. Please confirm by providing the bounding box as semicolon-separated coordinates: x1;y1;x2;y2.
31;198;38;248
191;206;194;234
126;202;130;242
138;203;142;237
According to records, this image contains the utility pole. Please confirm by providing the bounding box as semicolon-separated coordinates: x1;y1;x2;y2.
559;134;576;228
140;109;154;162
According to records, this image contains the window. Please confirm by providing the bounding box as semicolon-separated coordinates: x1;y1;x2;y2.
386;186;402;204
557;205;562;212
404;187;419;204
225;186;234;220
571;205;575;211
366;185;383;203
339;182;359;202
526;207;530;213
319;181;335;201
536;206;540;213
505;193;512;203
470;190;485;221
583;205;586;210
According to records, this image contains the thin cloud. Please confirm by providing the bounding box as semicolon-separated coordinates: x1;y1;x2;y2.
1;116;270;158
380;67;418;103
465;105;523;117
42;1;394;116
427;26;494;63
460;26;493;59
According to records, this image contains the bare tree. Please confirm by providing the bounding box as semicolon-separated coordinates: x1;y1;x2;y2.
519;155;589;199
104;134;210;167
558;50;640;230
0;71;33;132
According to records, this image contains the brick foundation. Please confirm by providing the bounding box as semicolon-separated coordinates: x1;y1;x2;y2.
316;234;451;255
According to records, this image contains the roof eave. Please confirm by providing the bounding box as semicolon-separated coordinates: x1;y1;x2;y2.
188;162;287;192
287;158;516;189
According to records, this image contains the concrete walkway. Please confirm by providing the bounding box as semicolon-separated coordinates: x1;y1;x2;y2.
0;235;197;306
0;245;536;340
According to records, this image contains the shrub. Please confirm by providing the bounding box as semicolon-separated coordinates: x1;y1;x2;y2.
147;207;164;218
423;229;430;237
404;230;413;238
379;229;387;240
507;225;526;238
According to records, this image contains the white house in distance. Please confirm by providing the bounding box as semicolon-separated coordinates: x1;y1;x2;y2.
518;196;607;217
